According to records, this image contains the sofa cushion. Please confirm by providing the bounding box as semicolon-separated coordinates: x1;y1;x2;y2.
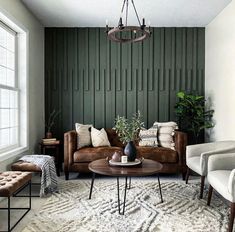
153;121;178;150
91;127;111;147
139;127;158;147
74;146;123;162
105;128;124;148
75;123;92;149
137;146;178;163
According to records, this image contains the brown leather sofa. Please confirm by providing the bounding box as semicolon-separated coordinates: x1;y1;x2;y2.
64;129;187;180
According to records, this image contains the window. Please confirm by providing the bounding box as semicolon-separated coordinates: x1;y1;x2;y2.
0;22;18;153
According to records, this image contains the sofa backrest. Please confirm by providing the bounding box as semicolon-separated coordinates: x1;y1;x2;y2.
105;128;124;148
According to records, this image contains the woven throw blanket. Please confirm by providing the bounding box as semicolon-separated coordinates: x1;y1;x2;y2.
19;155;58;197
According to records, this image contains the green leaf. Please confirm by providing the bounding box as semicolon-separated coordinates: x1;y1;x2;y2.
177;91;185;99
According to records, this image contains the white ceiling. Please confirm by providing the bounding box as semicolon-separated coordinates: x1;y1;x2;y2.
22;0;231;27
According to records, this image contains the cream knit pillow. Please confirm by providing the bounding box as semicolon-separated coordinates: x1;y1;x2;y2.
139;127;158;147
153;121;178;150
75;123;92;149
91;127;111;147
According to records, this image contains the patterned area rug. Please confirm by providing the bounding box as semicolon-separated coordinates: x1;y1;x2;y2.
22;178;229;232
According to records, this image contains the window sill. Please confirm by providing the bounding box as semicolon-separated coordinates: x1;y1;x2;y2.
0;146;29;162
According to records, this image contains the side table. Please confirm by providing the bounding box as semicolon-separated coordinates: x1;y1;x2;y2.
39;141;61;176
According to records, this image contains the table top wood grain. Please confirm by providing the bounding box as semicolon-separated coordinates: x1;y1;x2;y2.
88;158;163;177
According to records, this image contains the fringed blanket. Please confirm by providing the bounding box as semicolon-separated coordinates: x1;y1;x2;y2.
19;155;58;197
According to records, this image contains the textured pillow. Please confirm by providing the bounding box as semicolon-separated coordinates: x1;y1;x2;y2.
158;126;175;135
153;121;178;129
153;121;178;150
139;127;158;147
75;123;92;149
91;127;111;147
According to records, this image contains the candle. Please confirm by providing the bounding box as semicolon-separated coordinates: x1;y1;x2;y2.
121;156;128;163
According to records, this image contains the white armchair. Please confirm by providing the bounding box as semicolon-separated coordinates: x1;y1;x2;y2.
207;153;235;232
186;141;235;198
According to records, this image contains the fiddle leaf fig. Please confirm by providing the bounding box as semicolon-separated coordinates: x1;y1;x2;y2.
175;91;214;143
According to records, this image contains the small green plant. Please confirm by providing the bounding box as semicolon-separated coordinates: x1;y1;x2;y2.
114;111;144;144
45;109;61;132
175;91;214;143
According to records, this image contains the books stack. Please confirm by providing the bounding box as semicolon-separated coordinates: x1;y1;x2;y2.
42;138;60;145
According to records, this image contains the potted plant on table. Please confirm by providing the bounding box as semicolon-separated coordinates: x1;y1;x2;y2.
175;91;214;144
114;111;144;161
45;110;61;138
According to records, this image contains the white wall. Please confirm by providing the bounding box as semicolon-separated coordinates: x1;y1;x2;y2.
205;0;235;141
0;0;44;170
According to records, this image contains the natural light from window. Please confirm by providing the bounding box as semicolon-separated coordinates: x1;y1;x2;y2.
0;12;28;160
0;23;18;153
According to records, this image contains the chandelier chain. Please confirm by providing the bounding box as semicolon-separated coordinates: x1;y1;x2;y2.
125;0;129;26
131;0;141;27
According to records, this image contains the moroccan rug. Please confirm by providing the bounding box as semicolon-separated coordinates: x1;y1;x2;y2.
22;178;230;232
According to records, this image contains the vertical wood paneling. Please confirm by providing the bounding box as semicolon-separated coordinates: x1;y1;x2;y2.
45;27;205;139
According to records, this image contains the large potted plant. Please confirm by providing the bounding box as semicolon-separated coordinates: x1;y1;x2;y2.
114;111;144;161
175;91;214;144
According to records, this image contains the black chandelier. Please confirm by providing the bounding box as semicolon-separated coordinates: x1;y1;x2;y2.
106;0;151;43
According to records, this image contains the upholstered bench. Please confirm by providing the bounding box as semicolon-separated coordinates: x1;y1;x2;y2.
0;171;32;232
11;161;41;173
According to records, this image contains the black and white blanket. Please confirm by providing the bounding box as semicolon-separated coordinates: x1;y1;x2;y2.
19;155;58;197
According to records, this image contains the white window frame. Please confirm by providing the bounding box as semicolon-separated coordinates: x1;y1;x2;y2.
0;11;29;161
0;22;19;153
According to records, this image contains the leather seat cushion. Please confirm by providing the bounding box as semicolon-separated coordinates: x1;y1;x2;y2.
137;146;178;163
11;161;42;172
74;146;123;162
0;171;32;197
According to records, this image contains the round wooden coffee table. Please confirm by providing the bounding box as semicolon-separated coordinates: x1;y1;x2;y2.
88;158;163;215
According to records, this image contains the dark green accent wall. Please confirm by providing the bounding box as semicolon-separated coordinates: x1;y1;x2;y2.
45;27;205;139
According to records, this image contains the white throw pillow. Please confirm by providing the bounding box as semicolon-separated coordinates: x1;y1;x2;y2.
91;127;111;147
158;126;175;135
139;127;158;147
153;121;178;129
75;123;92;149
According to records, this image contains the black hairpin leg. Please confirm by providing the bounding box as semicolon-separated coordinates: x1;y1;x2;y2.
117;176;128;215
127;177;131;189
89;172;96;199
157;174;163;203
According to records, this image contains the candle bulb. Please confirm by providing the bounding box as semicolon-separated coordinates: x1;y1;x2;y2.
105;19;108;26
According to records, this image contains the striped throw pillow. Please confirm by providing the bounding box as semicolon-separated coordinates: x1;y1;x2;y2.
139;127;158;147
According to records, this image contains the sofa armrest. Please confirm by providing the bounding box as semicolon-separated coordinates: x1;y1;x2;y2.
64;130;77;172
174;131;187;166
